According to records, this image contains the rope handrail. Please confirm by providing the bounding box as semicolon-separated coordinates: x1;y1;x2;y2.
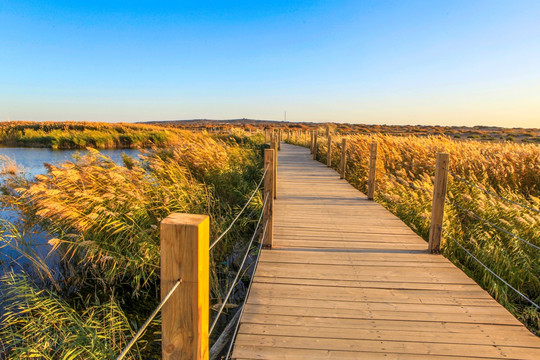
224;219;269;359
209;194;268;335
209;165;269;251
441;227;540;311
447;170;540;214
116;279;182;360
448;199;540;251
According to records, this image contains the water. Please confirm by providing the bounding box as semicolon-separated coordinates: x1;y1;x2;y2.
0;147;141;178
0;147;141;273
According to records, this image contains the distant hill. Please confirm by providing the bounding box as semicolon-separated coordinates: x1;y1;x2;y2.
141;118;316;127
140;119;539;143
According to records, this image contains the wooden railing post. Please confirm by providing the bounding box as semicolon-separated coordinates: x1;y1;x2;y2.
310;130;314;153
428;153;449;253
263;149;275;248
367;142;377;200
327;134;332;167
272;141;278;199
313;131;318;160
340;138;347;179
161;213;209;360
278;129;281;150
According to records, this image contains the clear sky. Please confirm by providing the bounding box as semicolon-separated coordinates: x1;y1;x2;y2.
1;1;539;127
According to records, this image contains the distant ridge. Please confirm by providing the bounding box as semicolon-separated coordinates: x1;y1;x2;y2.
140;118;316;126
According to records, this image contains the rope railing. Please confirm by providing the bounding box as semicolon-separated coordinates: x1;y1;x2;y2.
442;227;540;311
209;195;268;335
447;170;540;214
116;279;182;360
224;219;269;359
116;155;273;359
209;166;269;251
447;199;540;251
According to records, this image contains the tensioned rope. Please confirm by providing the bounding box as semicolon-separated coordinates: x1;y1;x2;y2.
441;227;540;311
209;166;269;251
116;279;182;360
117;164;268;358
448;199;540;251
447;170;540;214
209;194;268;335
224;219;269;359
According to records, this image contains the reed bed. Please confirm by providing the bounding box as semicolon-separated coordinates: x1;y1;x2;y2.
0;121;182;149
0;129;265;358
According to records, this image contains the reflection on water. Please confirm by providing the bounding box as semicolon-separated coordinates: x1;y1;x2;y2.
0;147;141;273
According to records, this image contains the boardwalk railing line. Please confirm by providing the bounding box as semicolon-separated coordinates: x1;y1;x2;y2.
442;227;540;311
209;165;269;251
224;219;269;360
115;147;275;359
116;278;183;360
209;195;268;335
447;199;540;251
299;134;538;254
448;170;540;214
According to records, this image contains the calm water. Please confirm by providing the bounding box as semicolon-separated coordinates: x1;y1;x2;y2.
0;147;141;272
0;147;141;178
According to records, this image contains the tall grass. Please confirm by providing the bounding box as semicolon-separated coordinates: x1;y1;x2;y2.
0;121;180;149
289;132;540;334
0;129;266;358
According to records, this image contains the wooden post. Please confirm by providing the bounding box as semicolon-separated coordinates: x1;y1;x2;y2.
313;131;318;160
367;142;377;200
327;134;332;167
278;129;281;150
272;141;278;199
263;149;274;248
340;138;347;179
326;126;330;138
428;153;450;253
310;130;314;153
161;213;209;360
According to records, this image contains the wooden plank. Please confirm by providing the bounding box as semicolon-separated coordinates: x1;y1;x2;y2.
230;143;540;359
238;323;540;348
234;334;540;359
233;345;505;360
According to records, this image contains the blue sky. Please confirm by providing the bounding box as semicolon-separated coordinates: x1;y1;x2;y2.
1;1;539;127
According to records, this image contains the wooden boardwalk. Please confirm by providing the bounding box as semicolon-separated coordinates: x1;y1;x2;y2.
231;143;540;359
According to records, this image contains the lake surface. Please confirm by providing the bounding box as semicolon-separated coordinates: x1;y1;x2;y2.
0;147;141;178
0;147;141;273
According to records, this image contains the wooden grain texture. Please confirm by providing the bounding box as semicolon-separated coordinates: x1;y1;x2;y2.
367;141;377;200
263;149;274;248
231;144;540;359
312;131;318;160
340;138;347;179
327;134;332;167
429;153;450;253
161;213;209;360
